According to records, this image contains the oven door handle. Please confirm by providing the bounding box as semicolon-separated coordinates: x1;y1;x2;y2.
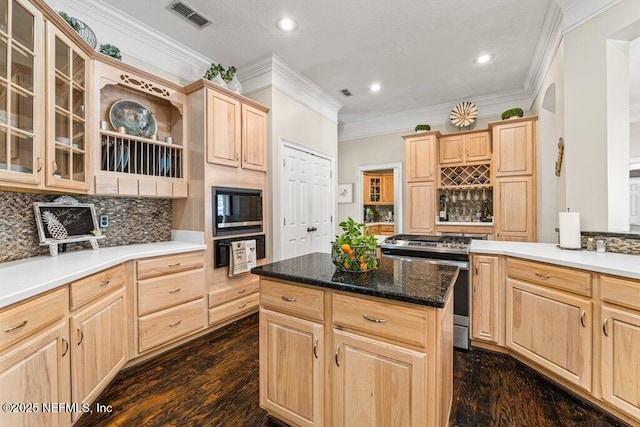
382;253;469;270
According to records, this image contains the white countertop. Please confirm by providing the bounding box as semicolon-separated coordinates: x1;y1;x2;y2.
436;221;493;227
0;239;207;309
470;240;640;280
364;222;395;226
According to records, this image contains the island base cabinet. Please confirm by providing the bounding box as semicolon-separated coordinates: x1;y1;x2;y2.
600;306;640;420
506;278;592;392
332;329;427;427
259;309;324;427
0;322;70;427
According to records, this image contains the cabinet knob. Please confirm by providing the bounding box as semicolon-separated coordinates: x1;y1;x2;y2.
61;337;69;357
603;318;609;336
52;161;58;175
77;328;84;345
36;157;43;172
335;345;340;367
580;310;586;328
313;337;319;359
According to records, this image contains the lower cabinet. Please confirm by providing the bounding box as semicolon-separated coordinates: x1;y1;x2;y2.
0;321;70;427
471;255;502;345
70;289;127;421
332;329;426;427
506;278;593;392
259;309;324;427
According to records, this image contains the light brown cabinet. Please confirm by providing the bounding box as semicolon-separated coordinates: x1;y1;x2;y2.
494;175;535;241
381;173;394;203
206;88;268;172
404;132;438;182
439;131;490;165
492;118;534;177
407;181;435;234
471;255;502;345
363;172;394;205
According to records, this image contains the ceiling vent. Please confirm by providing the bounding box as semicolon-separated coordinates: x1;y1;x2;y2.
339;88;353;97
167;1;212;29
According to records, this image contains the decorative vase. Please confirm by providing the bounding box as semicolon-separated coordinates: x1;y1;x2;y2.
227;74;243;94
210;73;227;88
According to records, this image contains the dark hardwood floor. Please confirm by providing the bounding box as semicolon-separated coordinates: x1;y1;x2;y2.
76;313;628;427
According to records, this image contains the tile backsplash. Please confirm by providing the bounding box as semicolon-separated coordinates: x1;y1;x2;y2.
580;231;640;255
0;191;172;263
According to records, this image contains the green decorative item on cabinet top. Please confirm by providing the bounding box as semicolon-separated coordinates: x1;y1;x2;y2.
501;108;524;120
58;11;97;49
99;44;122;60
415;124;431;132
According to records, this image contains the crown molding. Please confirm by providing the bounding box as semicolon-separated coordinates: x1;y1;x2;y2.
45;0;211;83
631;103;640;123
556;0;624;33
239;54;343;124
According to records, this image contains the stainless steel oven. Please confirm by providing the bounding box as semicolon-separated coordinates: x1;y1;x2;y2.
381;234;473;350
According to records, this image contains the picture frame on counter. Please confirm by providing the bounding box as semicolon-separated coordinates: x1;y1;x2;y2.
337;183;353;203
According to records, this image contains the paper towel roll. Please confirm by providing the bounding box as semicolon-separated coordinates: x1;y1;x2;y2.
559;212;581;249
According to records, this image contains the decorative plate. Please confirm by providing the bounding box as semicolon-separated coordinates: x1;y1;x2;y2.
450;101;478;128
109;99;157;138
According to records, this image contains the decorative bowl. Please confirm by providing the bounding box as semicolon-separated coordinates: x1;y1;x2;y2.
331;243;378;273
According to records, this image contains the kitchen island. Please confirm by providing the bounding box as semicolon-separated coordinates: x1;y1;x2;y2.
251;252;458;427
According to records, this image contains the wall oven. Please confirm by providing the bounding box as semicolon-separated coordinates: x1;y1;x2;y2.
213;187;263;236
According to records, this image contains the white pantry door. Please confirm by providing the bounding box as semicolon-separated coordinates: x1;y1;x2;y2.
631;178;640;225
281;145;333;260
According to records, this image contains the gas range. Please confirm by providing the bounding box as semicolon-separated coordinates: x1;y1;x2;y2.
381;234;472;257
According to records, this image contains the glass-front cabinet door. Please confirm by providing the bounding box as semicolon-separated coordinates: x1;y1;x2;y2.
0;0;43;186
46;22;90;191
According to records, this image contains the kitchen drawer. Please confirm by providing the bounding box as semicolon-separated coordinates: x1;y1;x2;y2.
332;293;427;348
70;264;128;311
506;258;592;297
366;225;380;234
260;279;324;322
380;224;394;233
138;268;204;316
600;275;640;311
138;298;204;353
209;280;259;308
136;251;204;280
209;293;259;326
0;288;66;351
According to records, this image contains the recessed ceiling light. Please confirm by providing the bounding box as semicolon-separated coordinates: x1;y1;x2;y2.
475;54;492;64
277;17;297;32
370;83;381;92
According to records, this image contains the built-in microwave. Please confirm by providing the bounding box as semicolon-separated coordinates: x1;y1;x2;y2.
213;187;263;236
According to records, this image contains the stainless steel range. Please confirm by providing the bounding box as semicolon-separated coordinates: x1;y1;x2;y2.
381;234;474;350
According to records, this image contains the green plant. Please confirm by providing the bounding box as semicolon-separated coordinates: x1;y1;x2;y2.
414;124;431;132
222;66;237;83
99;44;121;60
332;217;378;272
204;63;225;81
501;108;524;120
58;11;81;31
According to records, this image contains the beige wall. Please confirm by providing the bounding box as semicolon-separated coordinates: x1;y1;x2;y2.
337;116;501;232
247;87;338;260
531;41;565;242
631;122;640;158
563;0;640;231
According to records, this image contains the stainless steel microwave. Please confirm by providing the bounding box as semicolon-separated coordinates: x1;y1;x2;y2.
213;187;263;236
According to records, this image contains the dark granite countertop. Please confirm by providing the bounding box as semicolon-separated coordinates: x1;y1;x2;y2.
251;252;458;308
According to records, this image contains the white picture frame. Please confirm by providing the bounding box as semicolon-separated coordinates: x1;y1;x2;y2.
337;183;353;203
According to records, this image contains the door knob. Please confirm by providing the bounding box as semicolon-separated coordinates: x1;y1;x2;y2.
307;227;317;232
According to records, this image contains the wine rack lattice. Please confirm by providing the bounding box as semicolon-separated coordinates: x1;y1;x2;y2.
440;163;490;187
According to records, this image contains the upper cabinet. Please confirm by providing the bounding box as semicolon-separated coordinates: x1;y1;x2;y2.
363;172;394;205
93;60;188;198
492;118;535;177
439;131;490;165
45;21;90;192
0;0;44;187
404;132;439;182
205;86;267;172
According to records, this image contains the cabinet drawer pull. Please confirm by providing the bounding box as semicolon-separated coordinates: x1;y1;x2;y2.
169;320;182;328
238;304;247;309
534;272;551;279
61;337;69;357
244;153;248;162
474;263;478;275
77;329;84;346
237;289;246;294
167;262;182;267
363;314;387;323
168;288;182;294
37;157;43;172
580;310;586;328
281;296;297;302
603;318;609;336
313;337;319;359
335;345;340;367
99;279;111;287
4;320;27;332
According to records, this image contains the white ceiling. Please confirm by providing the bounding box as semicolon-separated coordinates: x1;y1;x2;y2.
100;0;552;127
